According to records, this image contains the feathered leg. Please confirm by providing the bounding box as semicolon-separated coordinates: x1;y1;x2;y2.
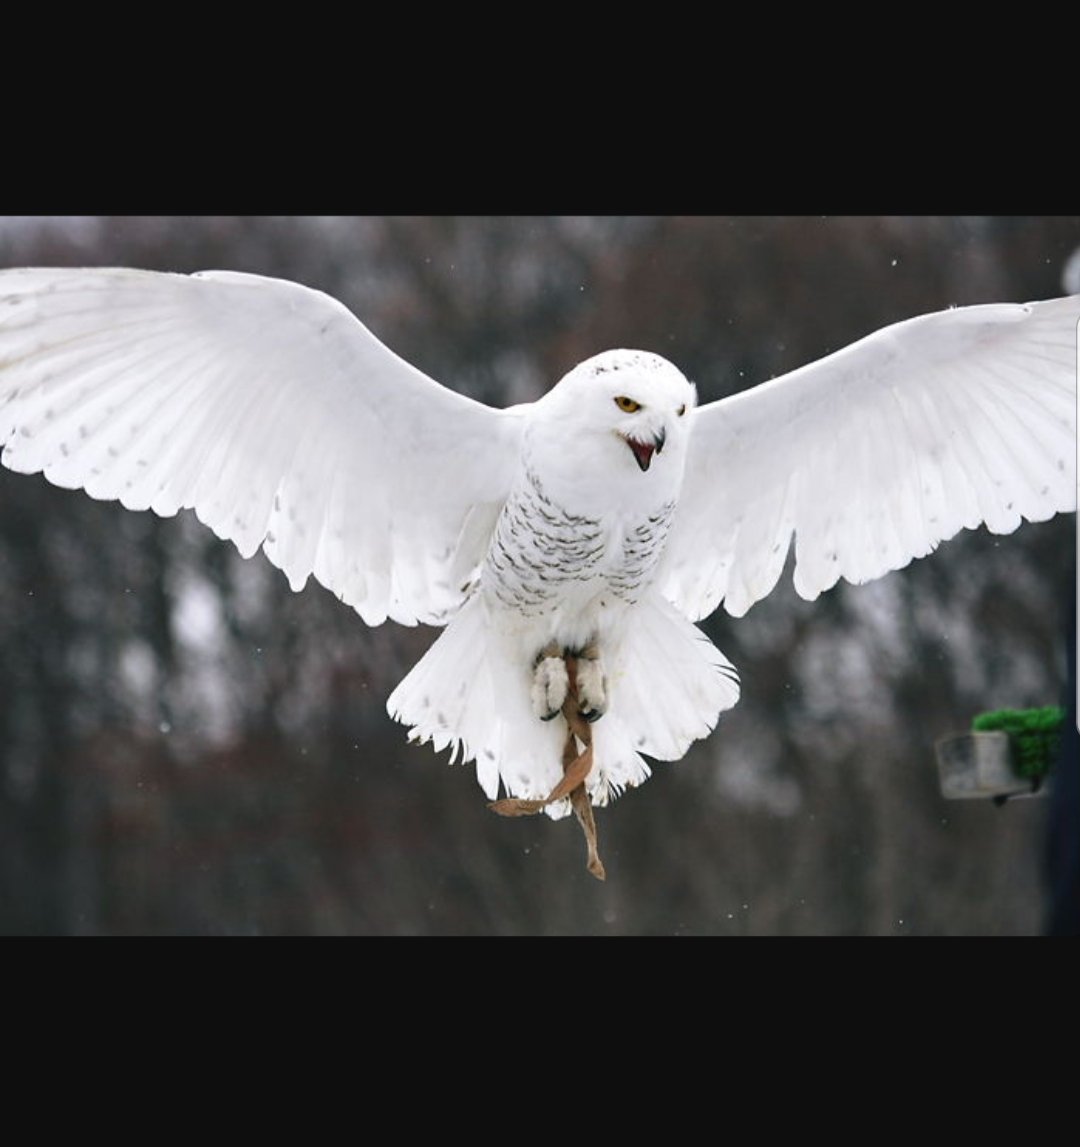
531;640;569;721
574;641;608;723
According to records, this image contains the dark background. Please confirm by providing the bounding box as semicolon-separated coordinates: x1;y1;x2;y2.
0;215;1075;935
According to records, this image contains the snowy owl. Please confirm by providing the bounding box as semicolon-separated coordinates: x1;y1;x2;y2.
0;268;1076;831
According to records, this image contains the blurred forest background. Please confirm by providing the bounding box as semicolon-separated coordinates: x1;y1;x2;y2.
0;215;1076;935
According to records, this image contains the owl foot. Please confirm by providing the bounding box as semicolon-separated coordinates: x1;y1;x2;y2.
531;642;569;721
573;643;607;723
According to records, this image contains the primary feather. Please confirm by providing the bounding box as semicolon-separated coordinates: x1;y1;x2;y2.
0;268;522;627
0;268;1075;815
660;299;1077;620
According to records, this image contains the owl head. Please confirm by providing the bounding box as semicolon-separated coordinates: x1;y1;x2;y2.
542;349;697;478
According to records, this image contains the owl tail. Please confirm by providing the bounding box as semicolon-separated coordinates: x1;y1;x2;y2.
386;596;570;811
386;592;741;818
586;592;741;806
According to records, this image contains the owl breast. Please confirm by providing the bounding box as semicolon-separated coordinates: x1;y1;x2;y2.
480;465;675;646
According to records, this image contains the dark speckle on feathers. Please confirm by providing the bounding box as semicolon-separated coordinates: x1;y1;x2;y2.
485;467;675;614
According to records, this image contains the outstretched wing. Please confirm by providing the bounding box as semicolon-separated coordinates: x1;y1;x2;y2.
660;296;1079;621
0;267;523;626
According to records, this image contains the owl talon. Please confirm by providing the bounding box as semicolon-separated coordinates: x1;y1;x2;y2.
531;648;569;722
574;649;608;722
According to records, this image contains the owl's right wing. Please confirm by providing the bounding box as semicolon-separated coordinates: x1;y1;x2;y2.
0;267;524;626
659;295;1078;621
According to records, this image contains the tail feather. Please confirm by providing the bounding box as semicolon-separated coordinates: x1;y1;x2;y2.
387;592;740;818
587;593;740;805
387;596;568;811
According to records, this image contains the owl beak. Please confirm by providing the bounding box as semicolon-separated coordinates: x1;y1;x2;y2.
624;428;666;472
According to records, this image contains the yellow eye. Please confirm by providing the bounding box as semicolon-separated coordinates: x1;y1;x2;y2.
614;396;641;413
677;404;686;417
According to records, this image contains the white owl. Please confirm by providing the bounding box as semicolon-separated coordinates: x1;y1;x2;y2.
0;268;1076;824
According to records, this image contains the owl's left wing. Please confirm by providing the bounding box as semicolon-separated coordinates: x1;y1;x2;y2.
659;296;1079;621
0;267;524;627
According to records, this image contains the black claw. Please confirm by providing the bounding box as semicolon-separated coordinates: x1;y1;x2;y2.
540;709;560;722
579;707;604;724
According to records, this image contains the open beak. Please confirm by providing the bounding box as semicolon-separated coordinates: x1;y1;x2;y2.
624;428;666;472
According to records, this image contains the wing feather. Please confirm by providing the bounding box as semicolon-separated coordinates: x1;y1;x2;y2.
661;296;1078;620
0;267;522;626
